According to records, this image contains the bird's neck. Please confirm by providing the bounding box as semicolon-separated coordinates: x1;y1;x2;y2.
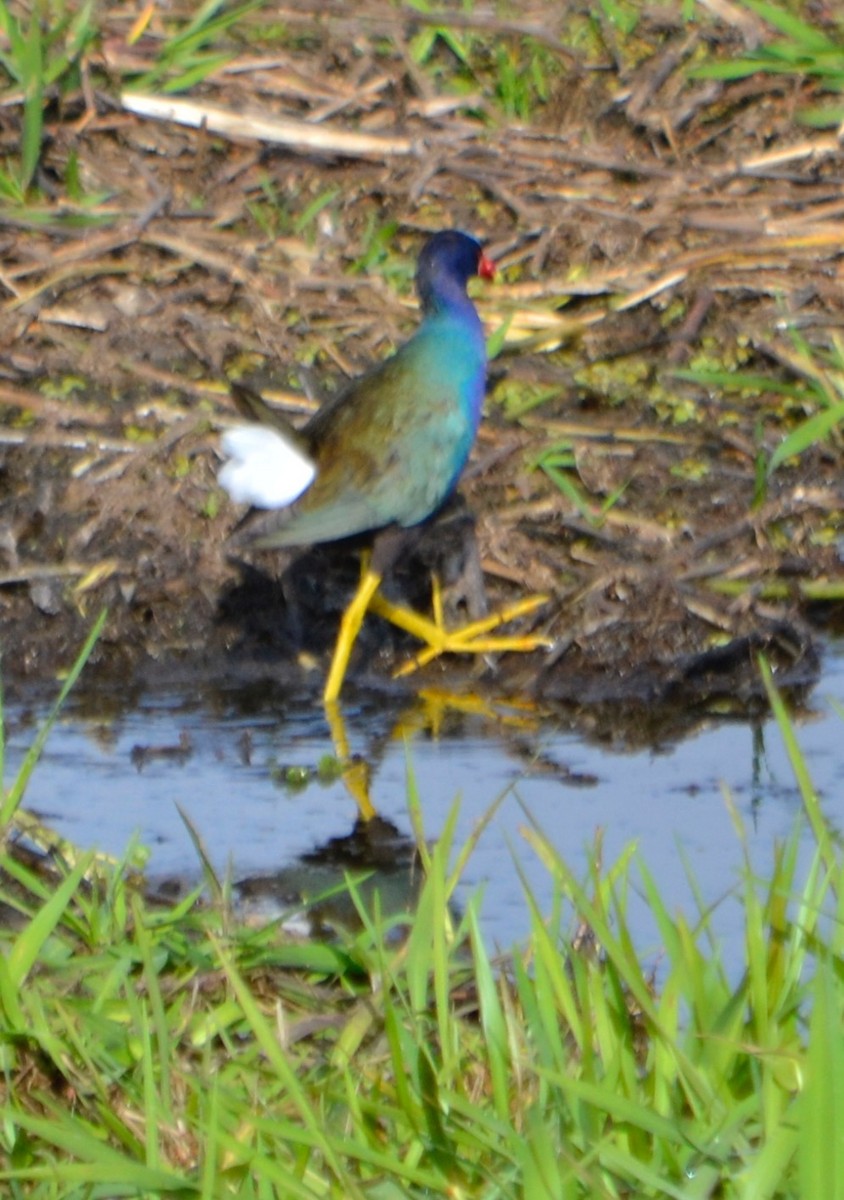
420;279;486;364
419;275;477;322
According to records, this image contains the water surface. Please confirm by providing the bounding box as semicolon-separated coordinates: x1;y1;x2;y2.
5;641;843;965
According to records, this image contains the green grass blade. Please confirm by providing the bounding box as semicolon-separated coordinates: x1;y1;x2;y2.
741;0;839;53
799;957;844;1198
0;1108;193;1191
211;934;358;1196
7;854;92;991
1;609;107;824
759;658;836;873
767;400;844;475
18;16;43;194
466;898;510;1121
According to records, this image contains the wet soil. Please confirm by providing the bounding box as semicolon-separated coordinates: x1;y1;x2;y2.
1;3;842;737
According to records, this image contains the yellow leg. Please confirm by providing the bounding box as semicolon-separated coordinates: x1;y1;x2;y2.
366;594;448;647
323;566;384;703
431;571;445;630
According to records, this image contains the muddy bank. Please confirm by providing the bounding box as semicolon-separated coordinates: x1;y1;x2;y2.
1;3;842;734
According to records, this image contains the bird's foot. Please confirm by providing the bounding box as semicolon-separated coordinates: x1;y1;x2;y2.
323;559;550;701
367;584;551;678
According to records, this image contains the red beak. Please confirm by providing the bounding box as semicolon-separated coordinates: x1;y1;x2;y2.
478;251;496;281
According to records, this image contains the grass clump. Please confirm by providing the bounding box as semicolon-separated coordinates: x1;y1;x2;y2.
0;625;840;1196
0;0;96;202
692;0;844;127
675;325;844;505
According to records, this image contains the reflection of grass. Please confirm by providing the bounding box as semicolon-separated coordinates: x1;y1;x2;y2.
1;624;842;1194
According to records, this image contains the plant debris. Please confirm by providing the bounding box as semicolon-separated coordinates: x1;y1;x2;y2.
1;2;842;733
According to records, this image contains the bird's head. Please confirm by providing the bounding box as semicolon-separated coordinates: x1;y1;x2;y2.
415;229;495;311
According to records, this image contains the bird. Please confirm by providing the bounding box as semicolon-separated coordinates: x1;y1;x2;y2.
219;229;547;702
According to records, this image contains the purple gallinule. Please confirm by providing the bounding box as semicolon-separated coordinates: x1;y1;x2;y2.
219;230;547;701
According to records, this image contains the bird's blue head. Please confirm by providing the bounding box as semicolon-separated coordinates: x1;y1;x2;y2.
415;230;495;315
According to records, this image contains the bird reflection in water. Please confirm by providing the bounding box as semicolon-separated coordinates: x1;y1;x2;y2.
233;689;542;938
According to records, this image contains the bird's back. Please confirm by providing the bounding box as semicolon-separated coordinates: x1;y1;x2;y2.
249;309;486;549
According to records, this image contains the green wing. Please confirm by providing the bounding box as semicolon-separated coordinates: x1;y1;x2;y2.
248;323;482;548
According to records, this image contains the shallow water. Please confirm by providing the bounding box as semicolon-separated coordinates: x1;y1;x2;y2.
4;640;844;966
